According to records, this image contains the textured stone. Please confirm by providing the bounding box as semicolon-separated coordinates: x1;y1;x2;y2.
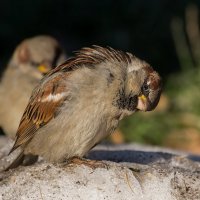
0;136;200;200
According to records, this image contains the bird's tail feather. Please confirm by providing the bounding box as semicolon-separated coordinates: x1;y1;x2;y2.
5;151;25;171
5;152;38;171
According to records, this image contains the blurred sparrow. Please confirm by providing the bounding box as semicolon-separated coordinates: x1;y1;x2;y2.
0;35;66;139
7;46;162;169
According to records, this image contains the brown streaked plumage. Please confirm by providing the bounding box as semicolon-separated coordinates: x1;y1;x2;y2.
10;73;68;153
6;45;162;170
48;46;132;75
0;35;67;139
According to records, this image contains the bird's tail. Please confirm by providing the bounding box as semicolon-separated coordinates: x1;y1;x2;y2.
5;151;25;171
5;151;38;171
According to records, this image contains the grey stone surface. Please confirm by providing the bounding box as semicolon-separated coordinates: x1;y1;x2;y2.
0;136;200;200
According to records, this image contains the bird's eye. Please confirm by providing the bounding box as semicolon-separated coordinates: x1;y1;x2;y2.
142;83;149;94
31;61;40;67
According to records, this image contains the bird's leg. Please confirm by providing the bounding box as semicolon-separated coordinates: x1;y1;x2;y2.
68;157;108;169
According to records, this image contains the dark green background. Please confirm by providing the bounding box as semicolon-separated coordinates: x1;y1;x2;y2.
0;0;198;76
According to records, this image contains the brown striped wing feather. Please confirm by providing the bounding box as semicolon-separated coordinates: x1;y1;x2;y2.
10;73;68;153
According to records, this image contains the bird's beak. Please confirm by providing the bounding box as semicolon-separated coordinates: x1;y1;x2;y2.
37;64;50;74
137;94;148;111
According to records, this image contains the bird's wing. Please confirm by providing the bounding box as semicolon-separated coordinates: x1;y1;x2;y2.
9;73;69;153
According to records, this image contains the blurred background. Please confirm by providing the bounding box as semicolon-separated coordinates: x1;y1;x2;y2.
0;0;200;153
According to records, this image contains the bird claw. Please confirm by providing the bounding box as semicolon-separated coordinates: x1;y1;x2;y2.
68;157;108;169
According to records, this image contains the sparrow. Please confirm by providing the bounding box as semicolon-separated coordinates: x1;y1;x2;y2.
0;35;66;139
6;45;162;169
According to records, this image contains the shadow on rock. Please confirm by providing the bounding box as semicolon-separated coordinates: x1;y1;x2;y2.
88;150;174;164
187;155;200;162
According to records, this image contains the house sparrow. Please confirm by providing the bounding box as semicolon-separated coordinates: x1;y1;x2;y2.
0;35;66;139
7;46;162;169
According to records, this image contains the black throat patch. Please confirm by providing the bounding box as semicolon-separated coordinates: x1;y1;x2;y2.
114;89;138;111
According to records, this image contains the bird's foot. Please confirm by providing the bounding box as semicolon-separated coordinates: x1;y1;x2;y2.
68;157;108;169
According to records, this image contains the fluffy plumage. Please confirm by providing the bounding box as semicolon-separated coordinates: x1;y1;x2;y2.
7;45;162;169
0;35;66;138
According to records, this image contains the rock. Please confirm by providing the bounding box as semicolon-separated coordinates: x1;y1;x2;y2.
0;136;200;200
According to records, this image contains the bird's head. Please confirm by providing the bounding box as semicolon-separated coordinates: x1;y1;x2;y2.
11;35;66;79
126;56;162;112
